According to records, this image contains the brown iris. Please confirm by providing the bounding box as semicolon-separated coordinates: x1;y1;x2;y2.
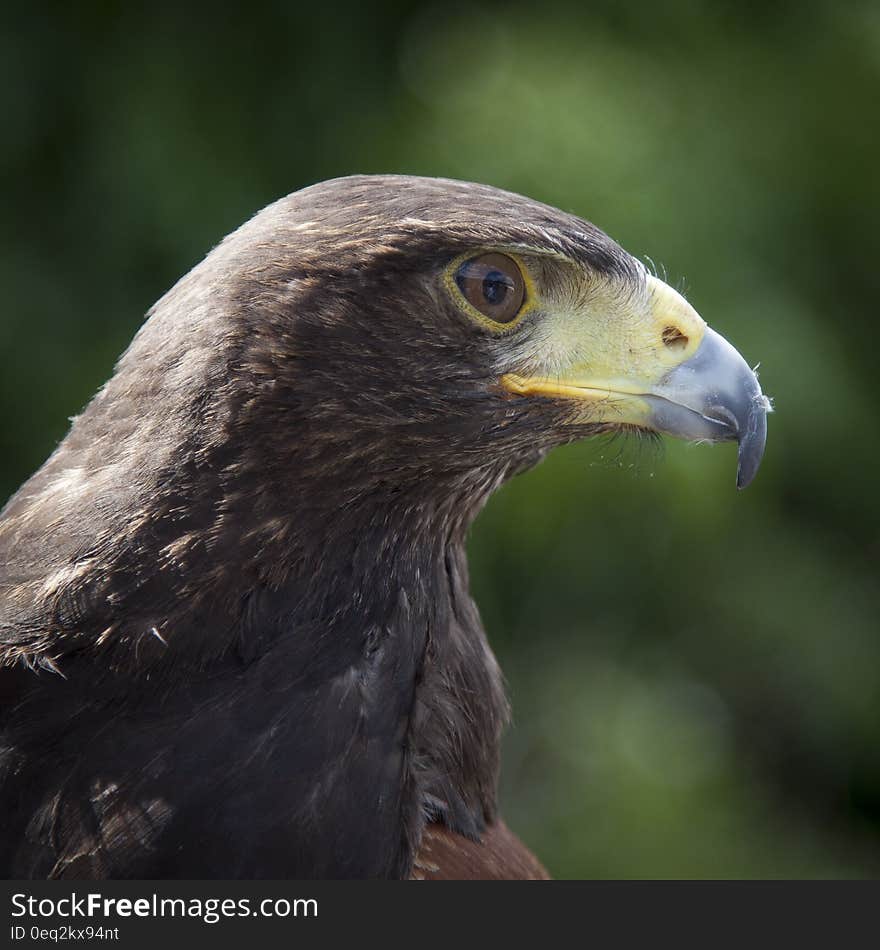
454;253;526;324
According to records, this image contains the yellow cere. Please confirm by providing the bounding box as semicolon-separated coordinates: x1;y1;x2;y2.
500;270;708;425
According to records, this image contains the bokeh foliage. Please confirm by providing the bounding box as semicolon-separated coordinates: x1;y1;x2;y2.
2;1;879;877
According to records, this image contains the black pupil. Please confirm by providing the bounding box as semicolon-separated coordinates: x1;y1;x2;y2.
482;270;511;306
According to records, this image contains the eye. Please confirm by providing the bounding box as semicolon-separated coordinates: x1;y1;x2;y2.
454;253;526;325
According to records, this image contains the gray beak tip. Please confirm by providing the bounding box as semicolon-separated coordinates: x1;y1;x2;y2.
649;327;770;490
735;396;769;490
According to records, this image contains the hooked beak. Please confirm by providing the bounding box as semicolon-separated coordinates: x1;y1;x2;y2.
501;275;771;488
636;327;770;488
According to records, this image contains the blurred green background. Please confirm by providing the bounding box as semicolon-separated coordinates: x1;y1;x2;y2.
3;1;879;877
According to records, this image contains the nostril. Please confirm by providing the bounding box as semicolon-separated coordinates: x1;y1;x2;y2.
662;326;689;352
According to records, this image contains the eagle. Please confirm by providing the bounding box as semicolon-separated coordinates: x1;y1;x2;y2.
0;176;769;879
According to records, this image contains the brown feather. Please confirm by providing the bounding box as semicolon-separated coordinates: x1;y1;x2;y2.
411;821;550;880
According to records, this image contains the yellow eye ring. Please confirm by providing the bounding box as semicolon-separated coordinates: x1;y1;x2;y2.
444;251;537;332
